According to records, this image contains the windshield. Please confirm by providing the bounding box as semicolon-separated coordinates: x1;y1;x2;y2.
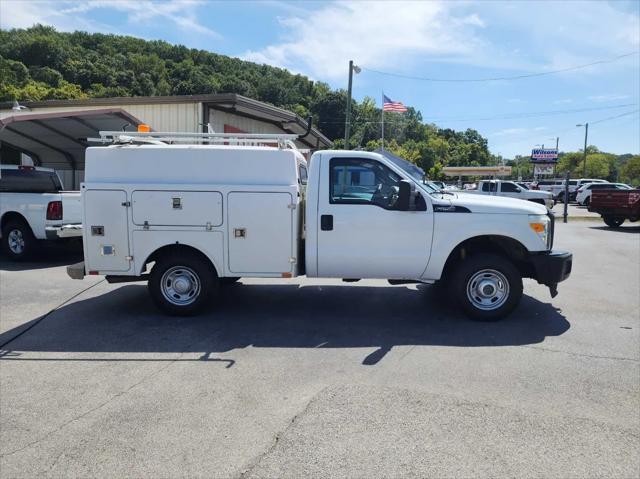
375;149;425;184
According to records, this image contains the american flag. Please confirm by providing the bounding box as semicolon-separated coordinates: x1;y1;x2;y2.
383;94;408;112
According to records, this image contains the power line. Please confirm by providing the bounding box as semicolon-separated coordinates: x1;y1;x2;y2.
317;102;638;124
590;109;640;125
429;103;638;122
361;51;639;83
493;108;640;150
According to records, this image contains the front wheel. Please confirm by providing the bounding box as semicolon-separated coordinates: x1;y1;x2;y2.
148;252;218;316
450;254;523;321
603;216;625;228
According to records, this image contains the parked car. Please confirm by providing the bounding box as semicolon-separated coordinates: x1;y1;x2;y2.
1;165;82;260
531;179;560;192
571;178;609;202
550;180;579;202
467;180;554;210
589;188;640;227
576;182;631;206
68;131;571;320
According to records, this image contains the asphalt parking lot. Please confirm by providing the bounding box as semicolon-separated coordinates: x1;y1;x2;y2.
1;219;638;478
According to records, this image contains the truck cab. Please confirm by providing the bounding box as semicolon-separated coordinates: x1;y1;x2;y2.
69;131;572;321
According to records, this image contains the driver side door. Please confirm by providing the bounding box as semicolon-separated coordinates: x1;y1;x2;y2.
316;156;433;279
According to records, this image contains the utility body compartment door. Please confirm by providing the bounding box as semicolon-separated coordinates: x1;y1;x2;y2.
84;189;130;272
132;190;222;226
227;192;294;274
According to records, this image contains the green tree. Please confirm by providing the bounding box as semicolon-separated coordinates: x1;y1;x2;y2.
620;155;640;187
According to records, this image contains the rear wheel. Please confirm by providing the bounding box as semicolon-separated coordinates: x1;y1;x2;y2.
450;254;523;321
603;216;625;228
1;220;36;261
148;252;218;316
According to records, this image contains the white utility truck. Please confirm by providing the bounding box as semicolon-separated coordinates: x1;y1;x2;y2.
1;165;82;260
468;180;554;210
68;130;572;320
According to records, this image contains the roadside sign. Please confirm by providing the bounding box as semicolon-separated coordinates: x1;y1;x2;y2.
534;164;555;175
530;148;558;162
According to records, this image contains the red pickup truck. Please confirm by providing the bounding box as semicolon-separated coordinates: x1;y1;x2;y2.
589;189;640;227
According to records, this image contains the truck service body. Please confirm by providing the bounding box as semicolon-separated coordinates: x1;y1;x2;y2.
69;132;572;320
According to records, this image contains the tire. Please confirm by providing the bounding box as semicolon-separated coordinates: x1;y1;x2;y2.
220;277;241;285
148;251;218;316
450;254;523;321
603;216;625;228
1;220;36;261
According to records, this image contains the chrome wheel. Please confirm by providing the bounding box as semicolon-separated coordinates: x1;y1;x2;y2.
160;266;201;306
466;269;510;311
7;229;25;255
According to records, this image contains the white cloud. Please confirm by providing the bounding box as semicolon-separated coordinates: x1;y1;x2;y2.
244;0;639;81
243;1;490;79
0;0;220;38
588;94;630;102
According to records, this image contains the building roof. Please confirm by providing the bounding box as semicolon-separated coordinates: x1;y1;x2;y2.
0;108;143;170
0;94;332;149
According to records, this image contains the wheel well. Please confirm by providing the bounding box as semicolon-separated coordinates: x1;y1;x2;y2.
441;235;533;280
143;244;218;276
1;212;31;233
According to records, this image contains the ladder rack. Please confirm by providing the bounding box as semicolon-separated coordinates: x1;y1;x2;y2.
89;131;301;150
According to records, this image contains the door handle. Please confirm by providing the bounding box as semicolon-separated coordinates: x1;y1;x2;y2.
320;214;333;231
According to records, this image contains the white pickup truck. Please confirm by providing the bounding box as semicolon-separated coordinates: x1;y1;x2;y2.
468;180;554;210
68;131;572;320
1;165;82;260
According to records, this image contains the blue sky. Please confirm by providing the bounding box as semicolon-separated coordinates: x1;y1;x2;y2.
2;0;639;158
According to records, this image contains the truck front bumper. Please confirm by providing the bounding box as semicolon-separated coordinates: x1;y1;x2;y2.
529;250;572;297
45;224;83;240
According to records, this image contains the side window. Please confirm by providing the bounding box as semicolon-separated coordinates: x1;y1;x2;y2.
501;182;520;193
330;158;401;209
482;182;490;192
298;164;308;185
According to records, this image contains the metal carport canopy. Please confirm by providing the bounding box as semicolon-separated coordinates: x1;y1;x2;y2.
0;108;143;172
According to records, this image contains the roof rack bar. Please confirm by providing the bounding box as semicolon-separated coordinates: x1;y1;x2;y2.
96;131;298;140
88;131;302;150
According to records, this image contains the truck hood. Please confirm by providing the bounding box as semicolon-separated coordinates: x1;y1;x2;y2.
432;192;547;215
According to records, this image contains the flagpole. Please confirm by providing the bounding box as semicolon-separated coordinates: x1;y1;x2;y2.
381;91;385;150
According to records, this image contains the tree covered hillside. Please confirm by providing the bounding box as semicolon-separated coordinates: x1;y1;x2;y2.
0;25;498;176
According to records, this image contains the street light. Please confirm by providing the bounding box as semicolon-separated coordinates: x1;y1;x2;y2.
344;60;360;149
576;123;589;176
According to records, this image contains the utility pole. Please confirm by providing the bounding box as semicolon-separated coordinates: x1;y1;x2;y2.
344;60;360;150
577;123;589;176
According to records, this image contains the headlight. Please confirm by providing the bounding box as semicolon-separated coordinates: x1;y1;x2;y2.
529;214;549;247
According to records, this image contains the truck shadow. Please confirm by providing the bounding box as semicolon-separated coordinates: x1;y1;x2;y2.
0;242;83;271
0;282;570;366
588;225;640;234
